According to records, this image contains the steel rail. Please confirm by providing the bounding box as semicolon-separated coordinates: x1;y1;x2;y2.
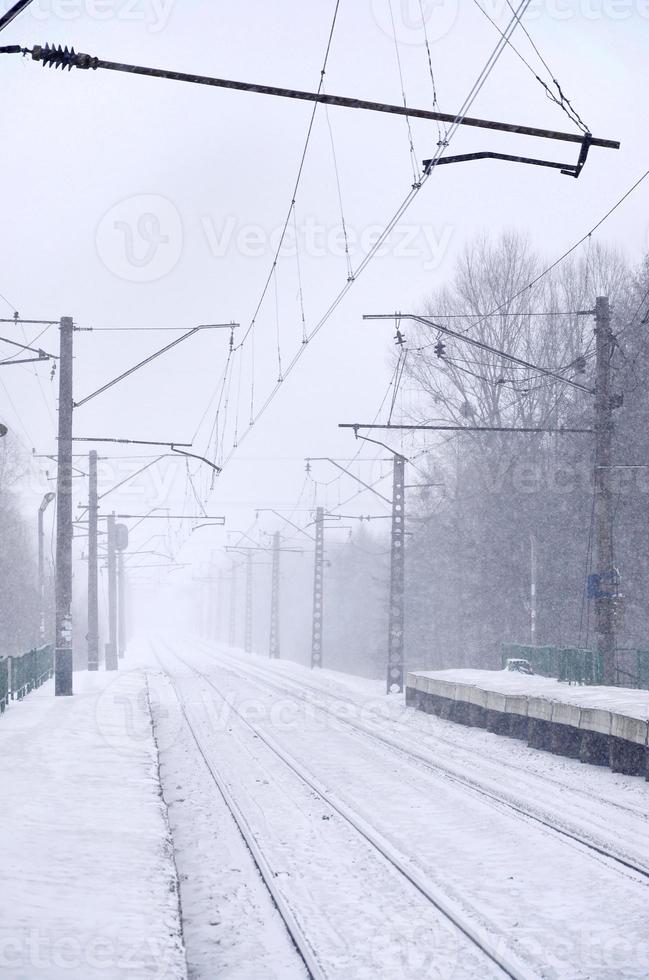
198;641;649;883
159;641;536;980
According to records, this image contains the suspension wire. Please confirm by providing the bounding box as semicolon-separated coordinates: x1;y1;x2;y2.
292;206;308;343
192;332;234;444
387;0;421;185
234;0;342;352
418;0;444;145
323;100;354;281
249;318;257;419
216;0;533;474
274;265;284;383
473;0;590;133
472;0;588;133
388;349;407;424
453;166;649;341
185;458;207;517
504;0;589;133
233;344;244;448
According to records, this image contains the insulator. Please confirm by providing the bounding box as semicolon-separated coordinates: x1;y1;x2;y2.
32;43;98;71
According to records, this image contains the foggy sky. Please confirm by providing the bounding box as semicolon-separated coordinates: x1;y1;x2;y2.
0;0;646;580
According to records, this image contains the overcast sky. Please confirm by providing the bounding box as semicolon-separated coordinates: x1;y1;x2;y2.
1;0;647;588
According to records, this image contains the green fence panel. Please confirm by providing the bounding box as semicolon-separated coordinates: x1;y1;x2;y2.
502;643;602;685
2;645;54;709
0;658;7;713
635;651;649;690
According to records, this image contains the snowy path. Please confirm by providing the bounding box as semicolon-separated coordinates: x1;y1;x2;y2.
147;639;505;980
0;668;186;980
143;637;649;979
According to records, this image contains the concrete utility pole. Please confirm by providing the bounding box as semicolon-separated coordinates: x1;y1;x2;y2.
387;455;406;694
105;512;118;670
530;533;537;647
245;552;253;654
54;315;74;696
216;567;225;642
269;532;280;659
117;551;126;659
311;508;324;669
87;450;99;670
594;296;616;685
38;492;55;644
115;522;128;659
228;560;238;647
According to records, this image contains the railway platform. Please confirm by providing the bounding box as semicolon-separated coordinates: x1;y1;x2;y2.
406;668;649;777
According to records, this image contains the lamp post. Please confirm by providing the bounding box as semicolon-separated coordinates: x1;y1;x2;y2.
38;492;56;643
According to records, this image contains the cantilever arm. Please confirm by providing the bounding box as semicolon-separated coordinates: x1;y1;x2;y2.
171;445;222;475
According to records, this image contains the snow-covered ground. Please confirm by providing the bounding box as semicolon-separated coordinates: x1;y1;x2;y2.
0;668;186;980
136;635;649;980
4;641;649;979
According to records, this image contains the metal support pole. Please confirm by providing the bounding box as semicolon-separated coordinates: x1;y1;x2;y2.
217;568;224;642
269;532;280;659
387;455;406;693
87;450;99;670
106;512;118;670
530;533;537;647
228;560;237;647
38;506;45;643
311;508;324;668
54;315;74;696
245;552;253;654
594;296;616;685
117;548;126;659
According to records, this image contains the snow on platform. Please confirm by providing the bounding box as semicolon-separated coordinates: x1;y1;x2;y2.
411;667;649;714
0;668;186;979
409;668;649;720
407;668;649;774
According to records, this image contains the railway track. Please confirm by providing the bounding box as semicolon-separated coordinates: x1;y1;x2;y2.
152;640;540;980
190;639;649;882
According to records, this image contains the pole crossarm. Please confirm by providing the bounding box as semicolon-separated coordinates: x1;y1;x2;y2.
307;457;392;505
0;333;57;359
340;423;593;434
73;323;238;408
255;509;315;542
72;437;192;447
363;314;595;394
170;445;221;474
8;44;619;157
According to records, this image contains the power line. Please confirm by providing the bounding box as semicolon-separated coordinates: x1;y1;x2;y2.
453;167;649;342
218;0;538;472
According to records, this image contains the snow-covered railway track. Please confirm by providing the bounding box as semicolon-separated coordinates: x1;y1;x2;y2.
195;640;649;880
152;654;321;979
153;641;533;980
191;638;648;825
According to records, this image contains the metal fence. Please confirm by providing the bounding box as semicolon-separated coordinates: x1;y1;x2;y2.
501;642;649;688
0;644;54;714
